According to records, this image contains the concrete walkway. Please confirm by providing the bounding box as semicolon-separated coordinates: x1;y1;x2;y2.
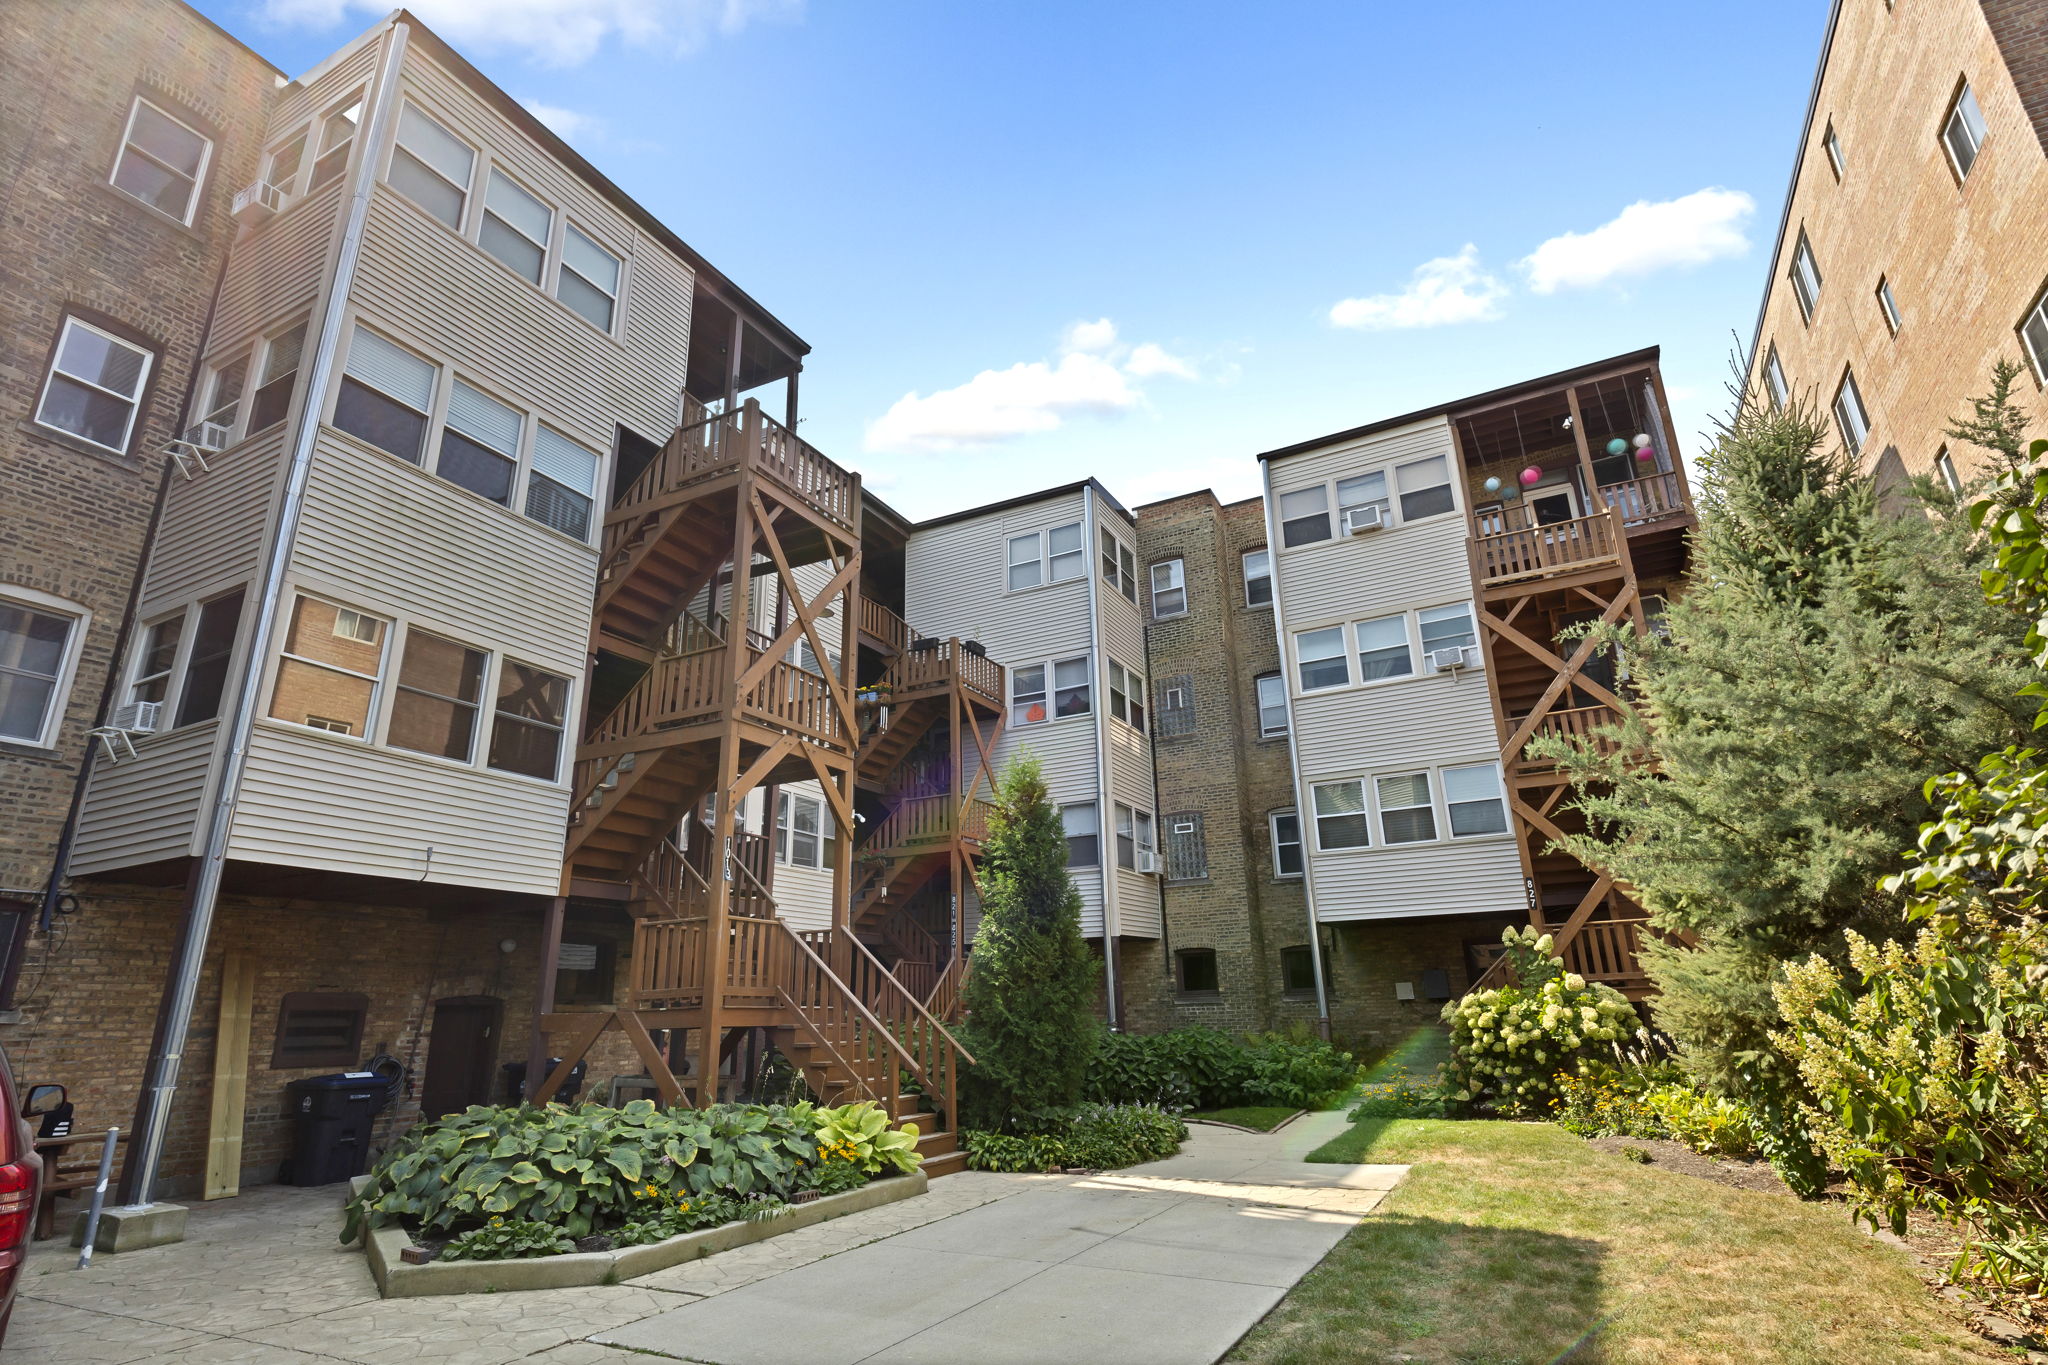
6;1110;1398;1365
596;1110;1402;1365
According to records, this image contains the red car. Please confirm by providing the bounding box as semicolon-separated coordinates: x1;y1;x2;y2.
0;1043;43;1345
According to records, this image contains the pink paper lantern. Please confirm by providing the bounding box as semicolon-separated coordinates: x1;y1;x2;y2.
1635;446;1657;463
1519;466;1543;487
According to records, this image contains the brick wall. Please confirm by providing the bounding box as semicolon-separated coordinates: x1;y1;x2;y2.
6;883;644;1196
1754;0;2048;490
0;0;275;890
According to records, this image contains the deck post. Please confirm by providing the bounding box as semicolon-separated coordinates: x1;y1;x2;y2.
524;893;567;1101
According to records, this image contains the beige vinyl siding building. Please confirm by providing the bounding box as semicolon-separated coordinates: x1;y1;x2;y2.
1263;416;1525;927
905;480;1162;945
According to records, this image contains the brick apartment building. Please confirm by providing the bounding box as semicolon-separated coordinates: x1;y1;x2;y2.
1750;0;2048;487
1;1;1698;1227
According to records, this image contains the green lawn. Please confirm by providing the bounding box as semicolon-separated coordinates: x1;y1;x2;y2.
1229;1117;2002;1365
1187;1105;1300;1132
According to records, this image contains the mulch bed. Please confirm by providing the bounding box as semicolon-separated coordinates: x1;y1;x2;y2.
1584;1135;1789;1195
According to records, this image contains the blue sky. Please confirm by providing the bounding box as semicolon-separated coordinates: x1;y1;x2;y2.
199;0;1825;519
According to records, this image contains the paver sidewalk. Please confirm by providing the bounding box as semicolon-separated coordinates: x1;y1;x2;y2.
5;1112;1400;1365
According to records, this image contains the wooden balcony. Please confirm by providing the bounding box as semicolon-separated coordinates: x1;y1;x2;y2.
580;642;850;761
859;600;910;655
864;793;996;856
1560;919;1653;998
1474;508;1624;587
880;638;1004;709
609;397;857;546
1597;471;1687;530
1514;704;1627;772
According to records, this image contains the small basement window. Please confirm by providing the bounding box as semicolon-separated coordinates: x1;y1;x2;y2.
271;991;368;1068
1175;948;1220;996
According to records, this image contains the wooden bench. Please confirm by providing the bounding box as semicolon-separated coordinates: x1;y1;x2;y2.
33;1129;128;1240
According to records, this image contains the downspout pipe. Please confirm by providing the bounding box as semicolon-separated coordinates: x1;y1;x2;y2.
1084;490;1119;1029
120;21;412;1208
1258;459;1331;1038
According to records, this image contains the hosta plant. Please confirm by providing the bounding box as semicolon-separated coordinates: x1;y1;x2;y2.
437;1217;575;1261
811;1100;923;1175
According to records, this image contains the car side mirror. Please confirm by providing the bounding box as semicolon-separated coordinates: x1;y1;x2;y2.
22;1083;65;1116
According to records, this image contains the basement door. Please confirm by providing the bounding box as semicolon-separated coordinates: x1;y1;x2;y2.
419;995;503;1119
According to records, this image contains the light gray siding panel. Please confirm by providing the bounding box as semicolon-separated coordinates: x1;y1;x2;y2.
229;724;569;892
1309;838;1525;923
1270;417;1467;628
1072;868;1105;938
344;52;693;450
140;429;288;615
1292;678;1500;780
212;183;343;353
1105;723;1153;810
70;722;222;873
1114;868;1163;938
273;37;382;131
996;717;1096;807
904;490;1092;661
772;862;834;934
293;431;594;673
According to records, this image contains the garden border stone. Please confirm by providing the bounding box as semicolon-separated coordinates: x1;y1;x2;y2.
360;1170;927;1297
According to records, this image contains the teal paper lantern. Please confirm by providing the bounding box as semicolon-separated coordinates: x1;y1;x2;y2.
1606;437;1629;456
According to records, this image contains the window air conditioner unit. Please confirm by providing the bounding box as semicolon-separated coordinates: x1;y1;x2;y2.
1342;506;1385;535
1136;850;1159;875
110;701;162;734
1427;646;1472;672
187;421;230;452
232;180;284;224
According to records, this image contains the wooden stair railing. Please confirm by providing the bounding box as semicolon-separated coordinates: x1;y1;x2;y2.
802;929;974;1129
779;922;925;1118
924;953;969;1022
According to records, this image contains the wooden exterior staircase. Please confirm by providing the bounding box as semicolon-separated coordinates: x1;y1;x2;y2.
530;392;974;1172
1454;360;1695;1002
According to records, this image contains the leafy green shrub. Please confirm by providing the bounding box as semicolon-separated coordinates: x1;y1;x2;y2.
963;1104;1187;1172
1442;966;1640;1115
1641;1085;1760;1159
344;1100;830;1242
609;1193;787;1248
438;1217;575;1261
1243;1030;1360;1109
801;1157;870;1197
1348;1065;1456;1120
1083;1027;1357;1112
1620;1144;1653;1164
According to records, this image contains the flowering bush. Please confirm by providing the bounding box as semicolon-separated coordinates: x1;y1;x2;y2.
1442;939;1640;1114
1550;1071;1665;1139
1641;1084;1760;1159
438;1217;575;1261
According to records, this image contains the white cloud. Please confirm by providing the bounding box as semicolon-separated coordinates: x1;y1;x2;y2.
1520;187;1755;294
520;99;603;141
1329;245;1507;330
1063;318;1118;354
1125;342;1197;380
864;319;1203;454
261;0;800;66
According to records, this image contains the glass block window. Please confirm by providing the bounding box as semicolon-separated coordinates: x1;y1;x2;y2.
1155;672;1195;737
1163;812;1207;882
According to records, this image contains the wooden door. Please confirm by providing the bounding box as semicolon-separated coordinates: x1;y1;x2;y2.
419;995;502;1119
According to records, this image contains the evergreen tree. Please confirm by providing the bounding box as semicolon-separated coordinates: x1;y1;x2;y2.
1538;375;2038;1093
958;756;1099;1127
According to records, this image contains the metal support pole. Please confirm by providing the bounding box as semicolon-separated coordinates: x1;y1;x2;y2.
76;1127;121;1269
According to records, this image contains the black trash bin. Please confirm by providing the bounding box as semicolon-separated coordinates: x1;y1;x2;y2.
500;1058;586;1104
285;1070;391;1187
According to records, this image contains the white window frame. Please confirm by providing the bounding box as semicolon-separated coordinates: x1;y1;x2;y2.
488;658;571;783
0;586;90;749
1377;771;1440;845
109;95;213;226
387;627;490;764
477;166;554;286
1311;779;1371;851
776;790;826;869
1255;672;1288;738
386;101;476;231
1279;454;1458;554
1352;612;1414;683
1108;658;1146;732
1935;446;1962;495
1790;230;1823;322
1010;652;1091;724
1005;521;1084;592
1269;809;1304;879
1443;762;1510;838
1100;528;1138;603
1114;802;1156;871
261;126;310;202
1876;276;1902;335
1417;602;1480;674
1834;367;1871;457
129;612;184;708
1307;762;1515;855
269;594;390;740
1942;80;1989;181
1242;547;1271;607
1763;343;1790;408
197;350;250;442
35;317;155;455
248;317;309;434
1062;801;1099;868
556;222;623;335
306;94;363;195
2018;282;2048;385
1294;625;1350;692
1149;558;1186;618
1822;119;1844;179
